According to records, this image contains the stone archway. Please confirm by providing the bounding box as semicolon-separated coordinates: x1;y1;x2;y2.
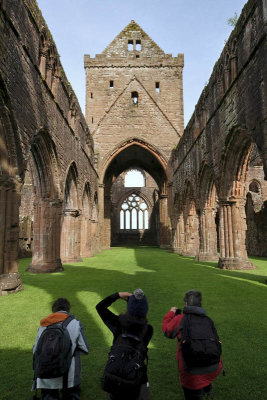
196;164;219;261
60;162;82;263
181;182;199;257
0;75;23;293
98;139;170;249
218;127;256;269
27;131;63;273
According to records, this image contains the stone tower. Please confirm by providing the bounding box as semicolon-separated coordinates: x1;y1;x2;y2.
84;20;184;248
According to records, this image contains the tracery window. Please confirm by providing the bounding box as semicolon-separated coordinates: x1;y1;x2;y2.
120;193;148;230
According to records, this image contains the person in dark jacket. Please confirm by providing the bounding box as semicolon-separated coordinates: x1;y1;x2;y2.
96;289;153;400
162;290;222;400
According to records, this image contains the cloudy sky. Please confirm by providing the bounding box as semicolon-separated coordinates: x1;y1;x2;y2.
37;0;247;126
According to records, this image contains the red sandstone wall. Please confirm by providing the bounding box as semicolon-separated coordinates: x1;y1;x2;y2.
170;0;267;263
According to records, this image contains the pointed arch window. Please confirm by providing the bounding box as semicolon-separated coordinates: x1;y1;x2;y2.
120;193;148;230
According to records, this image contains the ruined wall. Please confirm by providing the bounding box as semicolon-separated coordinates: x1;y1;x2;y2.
170;0;267;268
0;0;99;293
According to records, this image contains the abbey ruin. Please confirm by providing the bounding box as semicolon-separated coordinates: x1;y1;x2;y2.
0;0;266;294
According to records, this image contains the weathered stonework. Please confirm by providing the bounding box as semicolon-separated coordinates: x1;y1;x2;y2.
170;0;267;269
0;0;99;291
84;21;184;248
0;0;266;294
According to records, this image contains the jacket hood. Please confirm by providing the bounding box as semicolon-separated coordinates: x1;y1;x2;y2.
40;311;69;327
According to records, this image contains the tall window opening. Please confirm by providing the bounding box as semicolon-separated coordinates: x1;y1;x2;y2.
155;82;160;93
125;169;145;187
128;40;134;51
131;91;138;105
110;80;114;88
120;193;148;230
136;40;142;51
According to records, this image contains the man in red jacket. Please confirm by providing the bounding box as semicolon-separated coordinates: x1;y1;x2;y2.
162;290;222;400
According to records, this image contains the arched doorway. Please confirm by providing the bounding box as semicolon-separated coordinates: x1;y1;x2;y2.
99;140;170;248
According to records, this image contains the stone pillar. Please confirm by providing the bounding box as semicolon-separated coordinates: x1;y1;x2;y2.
0;177;23;294
80;214;92;258
60;209;82;263
196;208;218;261
28;199;63;273
103;193;111;249
218;201;254;269
98;184;111;249
159;194;171;248
172;215;184;254
181;210;199;257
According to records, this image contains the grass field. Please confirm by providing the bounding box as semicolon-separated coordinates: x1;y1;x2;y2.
0;247;267;400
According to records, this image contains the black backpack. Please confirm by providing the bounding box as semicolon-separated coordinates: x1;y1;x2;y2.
33;315;74;380
101;328;148;398
180;313;221;369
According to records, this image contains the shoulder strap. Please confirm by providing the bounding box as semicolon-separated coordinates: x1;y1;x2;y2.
61;314;75;329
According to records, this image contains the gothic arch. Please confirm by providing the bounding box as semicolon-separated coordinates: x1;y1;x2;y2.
61;162;82;262
0;74;23;292
100;138;169;248
218;127;255;269
181;181;199;257
99;137;169;188
220;127;253;200
27;130;63;273
197;164;219;261
29;130;61;198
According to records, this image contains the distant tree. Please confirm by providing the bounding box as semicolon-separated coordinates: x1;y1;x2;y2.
227;12;239;27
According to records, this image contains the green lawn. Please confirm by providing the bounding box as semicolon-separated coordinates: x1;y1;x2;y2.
1;248;267;400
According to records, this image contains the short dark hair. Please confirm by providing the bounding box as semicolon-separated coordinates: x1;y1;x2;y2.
184;290;202;307
52;298;71;313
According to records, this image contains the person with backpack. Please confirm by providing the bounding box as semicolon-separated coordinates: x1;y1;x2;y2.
162;290;223;400
96;289;153;400
32;297;89;400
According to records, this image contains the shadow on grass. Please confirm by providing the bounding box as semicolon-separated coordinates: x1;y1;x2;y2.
2;248;267;400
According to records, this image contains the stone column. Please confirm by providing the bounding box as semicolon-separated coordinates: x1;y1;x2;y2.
28;198;63;272
60;209;82;263
196;208;218;261
80;214;92;258
181;211;199;257
172;215;184;254
159;194;171;248
103;192;111;249
218;200;254;269
0;177;23;294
